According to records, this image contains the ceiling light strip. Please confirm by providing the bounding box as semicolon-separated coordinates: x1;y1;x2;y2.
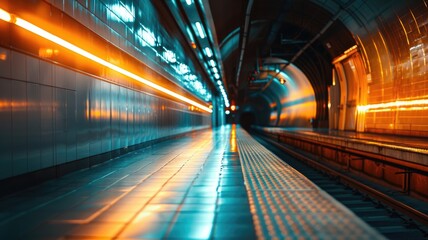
195;22;205;39
0;8;212;113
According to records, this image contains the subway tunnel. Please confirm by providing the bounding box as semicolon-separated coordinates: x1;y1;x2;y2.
0;0;427;239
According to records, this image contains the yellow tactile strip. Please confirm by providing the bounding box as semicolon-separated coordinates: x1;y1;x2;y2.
236;128;385;239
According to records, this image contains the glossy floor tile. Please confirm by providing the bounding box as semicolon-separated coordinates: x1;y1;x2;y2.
0;125;384;239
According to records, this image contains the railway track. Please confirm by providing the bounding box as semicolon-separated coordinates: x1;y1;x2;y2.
253;132;428;240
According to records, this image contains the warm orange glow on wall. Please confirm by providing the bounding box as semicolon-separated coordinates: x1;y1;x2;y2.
39;48;59;58
358;98;428;112
332;45;358;64
0;8;212;113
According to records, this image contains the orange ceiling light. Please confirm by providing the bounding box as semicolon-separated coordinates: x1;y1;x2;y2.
0;8;11;22
0;8;212;113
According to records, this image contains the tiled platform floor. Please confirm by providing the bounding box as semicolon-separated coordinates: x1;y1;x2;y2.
0;125;383;239
0;126;255;239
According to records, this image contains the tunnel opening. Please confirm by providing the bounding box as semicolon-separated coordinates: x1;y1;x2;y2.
242;58;317;128
240;111;256;130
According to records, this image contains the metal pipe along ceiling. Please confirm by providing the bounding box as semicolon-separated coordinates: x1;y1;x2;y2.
235;0;254;86
274;0;354;77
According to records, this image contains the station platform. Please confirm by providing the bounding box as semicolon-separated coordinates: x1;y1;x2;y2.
0;125;383;239
258;127;428;167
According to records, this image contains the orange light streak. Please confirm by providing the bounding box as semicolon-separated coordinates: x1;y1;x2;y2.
230;124;237;152
371;39;384;84
409;10;421;35
397;16;410;46
358;98;428;112
397;16;414;80
355;35;371;73
0;8;10;22
0;8;212;113
378;31;392;81
332;45;358;64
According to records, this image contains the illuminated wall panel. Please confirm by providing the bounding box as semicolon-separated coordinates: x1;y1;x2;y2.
0;1;211;181
0;48;210;181
356;1;428;136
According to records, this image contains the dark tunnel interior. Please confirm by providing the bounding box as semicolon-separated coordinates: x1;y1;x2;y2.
239;111;256;130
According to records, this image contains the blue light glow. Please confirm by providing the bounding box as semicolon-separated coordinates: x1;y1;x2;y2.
106;1;212;103
163;49;176;63
214;73;220;79
195;22;206;39
109;3;135;23
204;47;213;57
138;26;156;47
178;63;190;75
217;80;222;85
188;74;197;81
209;60;216;67
194;81;203;90
212;67;218;73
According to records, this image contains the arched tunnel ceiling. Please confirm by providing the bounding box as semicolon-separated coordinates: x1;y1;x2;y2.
207;0;412;111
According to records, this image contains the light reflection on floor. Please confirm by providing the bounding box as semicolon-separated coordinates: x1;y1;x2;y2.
0;125;256;239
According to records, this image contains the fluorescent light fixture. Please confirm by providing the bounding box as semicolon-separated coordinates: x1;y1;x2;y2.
0;8;10;22
204;47;213;57
214;73;220;79
186;26;195;42
186;0;192;5
225;110;230;115
163;49;176;63
109;3;135;22
138;26;156;47
195;22;206;39
209;59;216;67
0;8;212;113
217;80;222;85
178;63;190;75
188;74;197;81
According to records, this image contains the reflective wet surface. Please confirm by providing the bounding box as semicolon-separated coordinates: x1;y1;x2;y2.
0;125;384;239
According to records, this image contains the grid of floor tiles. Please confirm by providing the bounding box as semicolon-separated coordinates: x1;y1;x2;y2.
236;128;385;239
0;126;256;239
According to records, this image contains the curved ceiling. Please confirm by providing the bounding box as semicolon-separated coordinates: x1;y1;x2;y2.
207;0;412;124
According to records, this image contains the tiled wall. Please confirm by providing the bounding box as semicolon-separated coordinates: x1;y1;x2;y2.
0;0;212;181
0;47;210;180
46;0;211;101
356;1;428;135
